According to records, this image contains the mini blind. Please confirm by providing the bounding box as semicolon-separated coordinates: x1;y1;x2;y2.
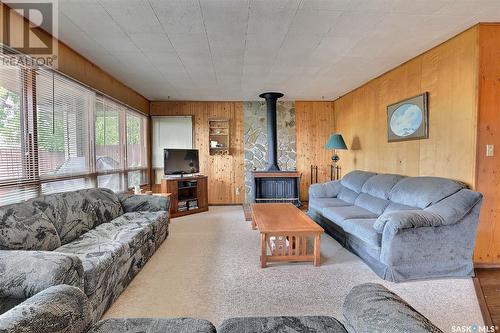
36;68;94;178
0;50;149;206
95;95;124;172
0;61;24;185
0;55;39;204
126;112;147;169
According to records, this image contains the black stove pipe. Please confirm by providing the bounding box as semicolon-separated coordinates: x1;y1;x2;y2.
259;92;284;171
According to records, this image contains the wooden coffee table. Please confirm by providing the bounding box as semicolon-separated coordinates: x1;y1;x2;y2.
250;203;324;268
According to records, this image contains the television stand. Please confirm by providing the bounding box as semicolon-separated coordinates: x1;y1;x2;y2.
160;175;208;218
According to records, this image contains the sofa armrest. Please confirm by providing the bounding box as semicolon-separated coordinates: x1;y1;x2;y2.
0;250;84;298
118;194;170;213
375;189;483;234
374;210;446;234
308;180;341;198
0;285;92;333
343;283;442;333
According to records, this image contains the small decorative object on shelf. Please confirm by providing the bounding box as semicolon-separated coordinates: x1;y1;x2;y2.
209;118;230;155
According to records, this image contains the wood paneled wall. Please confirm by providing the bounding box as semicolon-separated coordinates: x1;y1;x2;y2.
474;24;500;265
333;26;479;187
0;3;149;114
296;101;335;201
150;102;245;205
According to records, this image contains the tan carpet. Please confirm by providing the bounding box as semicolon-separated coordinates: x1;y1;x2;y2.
104;206;483;331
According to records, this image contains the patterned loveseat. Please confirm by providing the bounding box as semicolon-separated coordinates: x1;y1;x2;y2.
308;170;483;282
0;283;443;333
0;188;170;322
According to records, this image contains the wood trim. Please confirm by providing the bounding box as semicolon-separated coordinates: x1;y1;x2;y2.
0;2;150;114
473;24;500;264
475;264;500;269
473;277;495;328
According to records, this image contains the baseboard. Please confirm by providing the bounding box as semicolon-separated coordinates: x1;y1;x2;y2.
474;263;500;269
473;277;494;327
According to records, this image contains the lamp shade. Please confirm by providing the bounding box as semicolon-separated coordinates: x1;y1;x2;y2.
325;133;347;150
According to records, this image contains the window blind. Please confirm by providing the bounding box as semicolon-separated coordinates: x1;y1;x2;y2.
0;61;25;185
36;68;94;179
95;95;148;191
95;96;124;173
0;50;149;206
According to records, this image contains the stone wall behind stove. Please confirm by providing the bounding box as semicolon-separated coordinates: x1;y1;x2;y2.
243;101;296;203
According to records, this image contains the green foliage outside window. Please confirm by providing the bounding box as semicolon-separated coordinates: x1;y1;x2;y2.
0;86;21;144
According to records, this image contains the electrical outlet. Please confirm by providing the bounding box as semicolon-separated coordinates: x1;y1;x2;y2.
236;187;240;195
486;144;494;157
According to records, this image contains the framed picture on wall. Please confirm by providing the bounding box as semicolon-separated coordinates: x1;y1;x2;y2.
387;92;429;142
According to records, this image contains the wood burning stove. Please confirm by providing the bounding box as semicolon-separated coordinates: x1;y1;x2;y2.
252;92;301;206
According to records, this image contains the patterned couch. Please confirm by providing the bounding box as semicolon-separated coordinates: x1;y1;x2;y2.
0;188;170;322
308;170;483;282
0;283;443;333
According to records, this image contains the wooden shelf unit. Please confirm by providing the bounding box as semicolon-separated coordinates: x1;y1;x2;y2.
160;175;208;218
209;119;230;155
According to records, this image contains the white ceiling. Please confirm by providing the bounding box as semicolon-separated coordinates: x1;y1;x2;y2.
55;0;500;101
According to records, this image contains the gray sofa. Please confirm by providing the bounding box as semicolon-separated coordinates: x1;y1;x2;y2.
0;283;443;333
0;188;170;322
308;170;483;282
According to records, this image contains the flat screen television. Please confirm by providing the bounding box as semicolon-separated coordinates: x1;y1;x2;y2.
164;149;199;175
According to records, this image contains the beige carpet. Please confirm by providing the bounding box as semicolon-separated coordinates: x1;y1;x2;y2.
104;206;483;331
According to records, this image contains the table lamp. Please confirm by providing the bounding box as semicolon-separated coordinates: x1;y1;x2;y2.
325;133;348;180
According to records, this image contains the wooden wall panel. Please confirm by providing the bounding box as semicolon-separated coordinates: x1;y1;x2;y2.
474;24;500;265
0;3;150;114
150;101;245;205
333;26;479;187
295;101;335;201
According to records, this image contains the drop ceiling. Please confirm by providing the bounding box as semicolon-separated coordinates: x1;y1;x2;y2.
55;0;499;101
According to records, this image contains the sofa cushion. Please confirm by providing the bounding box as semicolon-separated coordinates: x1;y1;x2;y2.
31;190;100;245
55;230;128;296
361;174;405;199
110;211;168;248
340;170;377;193
384;201;418;213
89;318;216;333
218;316;347;333
93;217;157;256
309;198;350;212
82;188;124;223
342;219;381;248
323;206;378;225
355;193;390;215
389;176;465;209
308;181;342;198
0;202;60;250
337;187;359;204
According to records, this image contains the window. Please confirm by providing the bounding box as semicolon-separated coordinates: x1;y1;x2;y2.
36;69;94;178
151;116;193;184
95;95;148;192
0;62;24;184
0;51;149;206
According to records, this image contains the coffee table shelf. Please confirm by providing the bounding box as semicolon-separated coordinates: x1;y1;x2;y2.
250;203;324;267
